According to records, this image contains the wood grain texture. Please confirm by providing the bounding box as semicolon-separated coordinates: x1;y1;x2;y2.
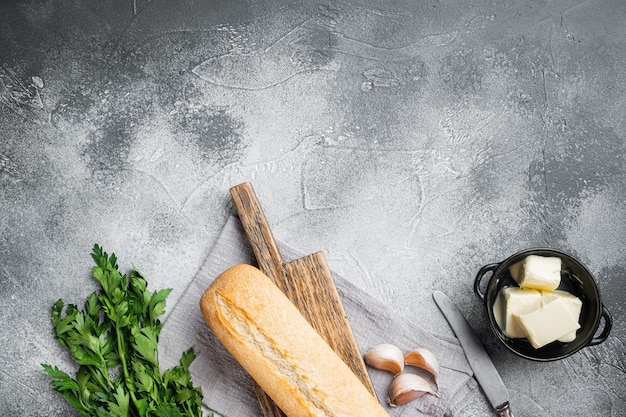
229;183;284;279
283;253;375;391
230;182;376;417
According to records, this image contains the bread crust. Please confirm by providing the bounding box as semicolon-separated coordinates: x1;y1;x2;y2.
200;263;389;417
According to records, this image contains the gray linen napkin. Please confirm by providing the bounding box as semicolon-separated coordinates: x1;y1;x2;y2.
159;216;477;417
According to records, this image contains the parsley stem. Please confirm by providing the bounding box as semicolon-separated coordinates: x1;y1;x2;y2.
100;360;115;391
116;326;139;409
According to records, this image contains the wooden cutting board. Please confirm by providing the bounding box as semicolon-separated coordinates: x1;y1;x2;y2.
230;182;377;417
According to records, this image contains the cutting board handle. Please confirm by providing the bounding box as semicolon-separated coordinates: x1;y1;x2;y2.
230;182;286;281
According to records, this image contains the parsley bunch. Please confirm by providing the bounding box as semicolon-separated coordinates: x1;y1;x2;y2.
42;244;208;417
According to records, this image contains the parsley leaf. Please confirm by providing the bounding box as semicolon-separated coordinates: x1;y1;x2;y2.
43;244;210;417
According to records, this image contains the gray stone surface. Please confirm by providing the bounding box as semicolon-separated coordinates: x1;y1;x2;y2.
1;0;624;416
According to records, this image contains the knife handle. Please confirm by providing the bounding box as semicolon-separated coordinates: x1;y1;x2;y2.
496;402;514;417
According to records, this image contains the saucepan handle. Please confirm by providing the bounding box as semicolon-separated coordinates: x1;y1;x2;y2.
473;263;500;303
588;304;612;346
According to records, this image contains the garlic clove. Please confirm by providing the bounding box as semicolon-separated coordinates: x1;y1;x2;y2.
364;343;404;375
404;347;440;388
387;373;440;407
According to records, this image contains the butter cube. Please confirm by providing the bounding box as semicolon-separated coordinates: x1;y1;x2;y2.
541;290;582;342
512;255;562;291
493;287;542;338
508;261;523;282
514;298;581;349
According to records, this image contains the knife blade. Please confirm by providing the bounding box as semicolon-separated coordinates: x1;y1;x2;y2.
433;291;514;417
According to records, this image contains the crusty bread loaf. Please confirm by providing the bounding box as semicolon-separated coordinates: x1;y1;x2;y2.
200;263;389;417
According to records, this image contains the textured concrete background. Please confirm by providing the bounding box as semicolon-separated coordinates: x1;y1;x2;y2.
1;0;625;415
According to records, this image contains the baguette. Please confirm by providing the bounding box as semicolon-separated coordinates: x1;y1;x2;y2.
200;263;389;417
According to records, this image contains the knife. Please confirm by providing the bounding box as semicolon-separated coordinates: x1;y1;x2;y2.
433;291;514;417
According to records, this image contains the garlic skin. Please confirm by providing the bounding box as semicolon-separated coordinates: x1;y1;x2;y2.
364;344;405;375
387;373;439;407
404;347;440;388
